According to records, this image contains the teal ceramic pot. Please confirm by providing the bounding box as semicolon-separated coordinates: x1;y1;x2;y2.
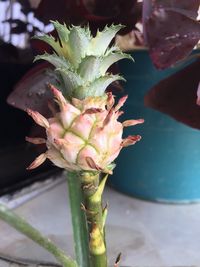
110;50;200;203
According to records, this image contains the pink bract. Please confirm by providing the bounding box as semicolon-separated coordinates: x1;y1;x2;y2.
27;85;143;174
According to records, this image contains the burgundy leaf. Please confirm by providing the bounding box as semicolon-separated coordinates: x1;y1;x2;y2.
85;0;140;34
34;0;69;25
143;1;200;69
144;59;200;129
34;0;140;35
34;0;88;25
146;10;200;69
154;0;200;18
7;62;55;117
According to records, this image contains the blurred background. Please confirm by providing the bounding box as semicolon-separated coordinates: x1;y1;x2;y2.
0;0;59;195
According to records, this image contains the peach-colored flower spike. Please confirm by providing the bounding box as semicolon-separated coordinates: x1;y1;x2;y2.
26;86;143;174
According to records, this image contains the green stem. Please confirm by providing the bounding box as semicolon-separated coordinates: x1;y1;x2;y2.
81;172;108;267
0;203;77;267
67;171;91;267
90;255;107;267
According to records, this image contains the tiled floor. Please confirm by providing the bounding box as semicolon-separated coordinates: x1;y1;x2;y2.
0;174;200;266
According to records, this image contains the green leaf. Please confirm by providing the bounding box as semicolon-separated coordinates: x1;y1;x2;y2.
78;56;101;83
56;68;82;96
75;74;125;98
68;26;91;68
34;52;72;70
34;34;63;56
51;21;70;44
89;75;125;96
0;203;78;267
100;52;133;75
89;174;108;203
88;24;124;56
51;22;91;68
104;45;120;55
51;21;72;61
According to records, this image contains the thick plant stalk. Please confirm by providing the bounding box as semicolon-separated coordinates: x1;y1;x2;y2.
0;204;77;267
81;172;108;267
67;171;91;267
11;23;142;267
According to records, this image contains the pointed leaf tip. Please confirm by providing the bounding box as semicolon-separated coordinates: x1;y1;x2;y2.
25;136;46;145
121;135;142;147
100;51;133;75
122;118;144;127
49;83;67;109
90;174;108;203
27;153;47;170
115;95;128;111
89;24;125;56
34;53;71;70
82;74;125;98
27;109;49;129
33;34;62;57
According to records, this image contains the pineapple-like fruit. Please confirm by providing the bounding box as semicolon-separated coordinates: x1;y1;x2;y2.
27;22;143;173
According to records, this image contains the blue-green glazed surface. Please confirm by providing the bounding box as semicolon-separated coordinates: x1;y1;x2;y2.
110;50;200;203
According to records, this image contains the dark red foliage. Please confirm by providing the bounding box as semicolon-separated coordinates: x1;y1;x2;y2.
143;0;200;69
83;0;141;34
153;0;200;18
34;0;79;25
34;0;141;35
7;63;55;116
144;59;200;129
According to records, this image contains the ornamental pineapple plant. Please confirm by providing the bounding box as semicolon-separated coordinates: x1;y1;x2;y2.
0;22;143;267
27;21;143;174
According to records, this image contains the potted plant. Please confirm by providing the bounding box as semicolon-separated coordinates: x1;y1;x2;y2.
0;1;200;266
0;21;144;267
7;0;200;202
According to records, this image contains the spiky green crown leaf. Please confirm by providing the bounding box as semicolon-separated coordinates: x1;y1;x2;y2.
34;21;133;99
